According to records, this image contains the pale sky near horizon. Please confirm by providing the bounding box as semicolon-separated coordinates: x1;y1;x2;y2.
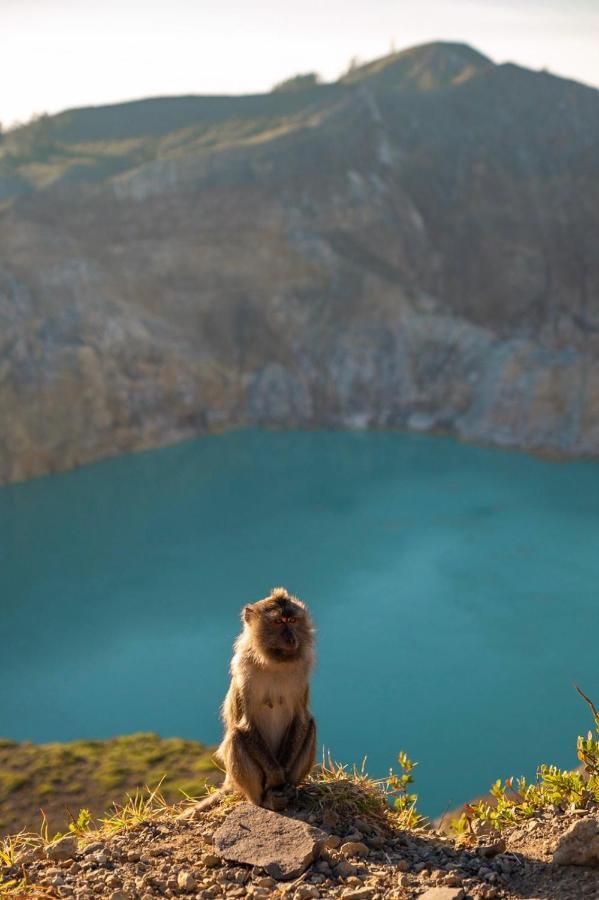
3;0;599;127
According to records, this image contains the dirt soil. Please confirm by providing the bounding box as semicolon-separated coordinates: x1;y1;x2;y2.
3;787;599;899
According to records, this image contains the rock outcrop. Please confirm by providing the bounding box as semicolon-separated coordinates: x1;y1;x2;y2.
1;41;598;484
213;803;327;879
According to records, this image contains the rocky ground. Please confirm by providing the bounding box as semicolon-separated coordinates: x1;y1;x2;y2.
3;784;599;900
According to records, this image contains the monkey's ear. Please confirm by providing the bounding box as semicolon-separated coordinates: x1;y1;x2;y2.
243;604;255;623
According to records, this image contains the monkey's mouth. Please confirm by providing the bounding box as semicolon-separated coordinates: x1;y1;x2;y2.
271;641;299;660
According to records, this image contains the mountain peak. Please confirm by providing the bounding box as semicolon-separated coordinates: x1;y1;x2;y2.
338;41;493;90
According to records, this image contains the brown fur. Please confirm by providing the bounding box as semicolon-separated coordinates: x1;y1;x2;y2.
215;587;316;810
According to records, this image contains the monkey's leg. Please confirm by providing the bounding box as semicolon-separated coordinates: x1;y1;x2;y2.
278;715;317;786
224;727;286;805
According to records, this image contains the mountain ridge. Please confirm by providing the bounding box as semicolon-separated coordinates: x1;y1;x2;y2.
1;41;598;483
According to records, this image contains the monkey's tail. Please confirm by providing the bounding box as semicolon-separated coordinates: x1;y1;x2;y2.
176;787;233;820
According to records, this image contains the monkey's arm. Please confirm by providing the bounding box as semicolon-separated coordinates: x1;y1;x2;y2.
223;683;286;789
236;724;287;787
277;712;316;785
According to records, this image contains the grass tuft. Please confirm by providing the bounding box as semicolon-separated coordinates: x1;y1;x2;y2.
303;749;424;829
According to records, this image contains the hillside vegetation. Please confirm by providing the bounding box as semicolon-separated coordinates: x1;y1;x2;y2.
0;733;220;837
1;41;599;484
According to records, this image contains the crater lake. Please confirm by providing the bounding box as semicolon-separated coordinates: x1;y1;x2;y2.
1;430;598;816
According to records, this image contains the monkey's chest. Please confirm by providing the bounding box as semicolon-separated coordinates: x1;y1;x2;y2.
253;687;296;752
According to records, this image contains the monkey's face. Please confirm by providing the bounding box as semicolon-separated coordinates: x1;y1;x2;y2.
244;588;313;663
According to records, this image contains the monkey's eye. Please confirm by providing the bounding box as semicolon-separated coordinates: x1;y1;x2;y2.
273;618;284;625
286;616;297;624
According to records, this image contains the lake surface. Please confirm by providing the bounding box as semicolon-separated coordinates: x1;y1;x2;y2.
1;430;598;816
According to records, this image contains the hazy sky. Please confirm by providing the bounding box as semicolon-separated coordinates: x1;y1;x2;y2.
3;0;599;126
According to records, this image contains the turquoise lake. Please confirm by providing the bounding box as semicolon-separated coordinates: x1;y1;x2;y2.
1;429;598;816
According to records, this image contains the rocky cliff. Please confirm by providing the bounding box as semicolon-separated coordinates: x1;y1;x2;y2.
1;42;599;483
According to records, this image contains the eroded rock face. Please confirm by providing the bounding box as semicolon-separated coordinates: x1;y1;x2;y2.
1;45;599;483
213;802;327;880
553;816;599;867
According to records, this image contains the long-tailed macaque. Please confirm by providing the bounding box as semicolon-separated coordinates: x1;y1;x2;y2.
181;588;316;817
217;587;316;810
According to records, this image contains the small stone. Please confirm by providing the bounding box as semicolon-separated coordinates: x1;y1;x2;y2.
340;842;369;859
15;847;44;865
47;836;78;862
296;886;320;899
442;874;463;887
396;859;409;872
203;853;221;867
343;831;363;843
322;809;340;830
553;815;599;866
340;889;373;900
314;861;331;874
335;860;357;878
255;876;276;888
470;820;493;838
323;835;341;850
82;842;105;856
177;870;196;891
365;835;384;849
477;839;506;858
418;888;465;900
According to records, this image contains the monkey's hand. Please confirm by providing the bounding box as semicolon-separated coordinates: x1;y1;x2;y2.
262;782;296;812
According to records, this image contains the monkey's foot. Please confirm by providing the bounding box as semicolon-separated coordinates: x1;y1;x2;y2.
263;783;296;812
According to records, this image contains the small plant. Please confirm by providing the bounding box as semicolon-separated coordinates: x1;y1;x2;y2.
68;808;92;836
452;686;599;836
305;752;390;819
99;780;168;833
387;751;423;829
304;749;424;828
0;833;18;868
576;684;599;779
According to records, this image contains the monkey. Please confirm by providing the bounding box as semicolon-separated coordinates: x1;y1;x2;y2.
182;587;316;816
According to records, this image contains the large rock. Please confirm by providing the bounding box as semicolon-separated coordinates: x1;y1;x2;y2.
553;815;599;867
213;802;327;880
